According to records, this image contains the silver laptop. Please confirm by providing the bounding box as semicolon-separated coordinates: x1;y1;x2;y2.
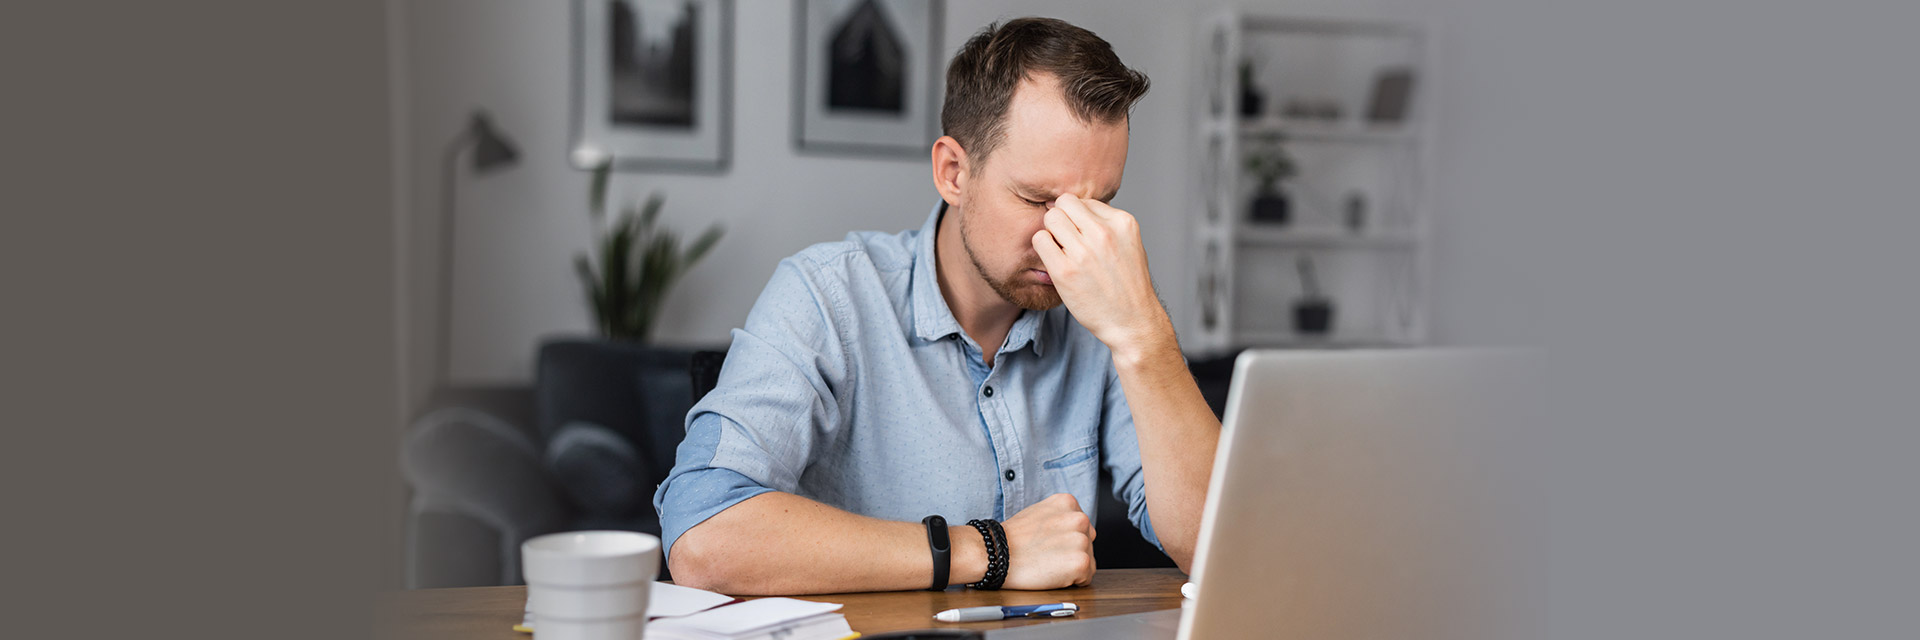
992;349;1542;640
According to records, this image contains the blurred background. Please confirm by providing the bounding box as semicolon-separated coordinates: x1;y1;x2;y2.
399;0;1538;391
5;0;1917;638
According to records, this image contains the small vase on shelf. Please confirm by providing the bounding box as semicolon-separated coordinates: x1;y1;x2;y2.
1238;60;1265;119
1292;256;1335;337
1344;191;1368;233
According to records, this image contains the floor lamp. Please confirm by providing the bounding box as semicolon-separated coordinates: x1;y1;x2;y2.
439;110;520;386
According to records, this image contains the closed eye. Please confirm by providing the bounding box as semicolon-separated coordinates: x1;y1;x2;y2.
1023;198;1048;208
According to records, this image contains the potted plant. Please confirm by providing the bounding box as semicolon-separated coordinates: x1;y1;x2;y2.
573;160;724;343
1292;256;1334;336
556;158;725;488
1245;134;1298;225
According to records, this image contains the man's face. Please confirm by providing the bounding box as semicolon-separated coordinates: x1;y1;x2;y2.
960;76;1130;311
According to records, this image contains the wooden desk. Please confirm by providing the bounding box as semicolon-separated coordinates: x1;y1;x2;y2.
376;568;1187;638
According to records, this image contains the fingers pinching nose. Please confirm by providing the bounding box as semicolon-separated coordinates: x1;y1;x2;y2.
1033;230;1067;262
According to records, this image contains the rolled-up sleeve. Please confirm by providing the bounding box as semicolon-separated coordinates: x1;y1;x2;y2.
1099;365;1163;551
653;256;852;558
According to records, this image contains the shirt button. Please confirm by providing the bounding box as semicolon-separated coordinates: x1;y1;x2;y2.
983;385;994;398
1005;469;1016;481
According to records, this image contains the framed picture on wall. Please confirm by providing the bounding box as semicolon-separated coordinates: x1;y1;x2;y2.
793;0;943;156
571;0;731;171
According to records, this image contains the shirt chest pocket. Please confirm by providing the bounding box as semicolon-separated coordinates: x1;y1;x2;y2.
1040;443;1100;516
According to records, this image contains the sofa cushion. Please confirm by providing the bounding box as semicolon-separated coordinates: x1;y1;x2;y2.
545;421;649;517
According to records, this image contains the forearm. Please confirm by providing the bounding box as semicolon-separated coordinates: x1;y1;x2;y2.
667;491;987;595
1111;331;1222;572
1033;195;1220;568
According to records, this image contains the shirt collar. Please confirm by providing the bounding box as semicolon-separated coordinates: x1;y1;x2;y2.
909;201;1048;357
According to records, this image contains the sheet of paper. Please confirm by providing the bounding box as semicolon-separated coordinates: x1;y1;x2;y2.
647;581;738;618
648;597;843;635
520;581;738;629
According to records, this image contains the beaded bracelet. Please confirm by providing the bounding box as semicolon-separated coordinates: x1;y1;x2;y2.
966;518;1009;590
984;519;1008;589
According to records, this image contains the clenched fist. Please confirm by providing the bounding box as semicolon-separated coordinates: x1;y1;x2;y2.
1000;493;1098;590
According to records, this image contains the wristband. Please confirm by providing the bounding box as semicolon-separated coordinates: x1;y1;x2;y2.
922;515;950;591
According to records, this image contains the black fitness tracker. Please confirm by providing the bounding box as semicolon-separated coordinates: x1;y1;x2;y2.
923;515;950;591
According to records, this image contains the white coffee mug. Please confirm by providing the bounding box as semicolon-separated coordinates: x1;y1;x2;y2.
522;531;661;640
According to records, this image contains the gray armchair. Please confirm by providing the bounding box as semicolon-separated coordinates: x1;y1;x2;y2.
400;339;712;588
402;396;568;587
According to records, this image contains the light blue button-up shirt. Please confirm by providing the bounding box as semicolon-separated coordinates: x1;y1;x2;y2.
653;202;1160;559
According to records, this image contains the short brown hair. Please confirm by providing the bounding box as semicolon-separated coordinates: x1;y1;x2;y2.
941;17;1150;166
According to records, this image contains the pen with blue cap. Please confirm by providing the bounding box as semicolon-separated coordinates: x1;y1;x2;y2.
934;602;1078;622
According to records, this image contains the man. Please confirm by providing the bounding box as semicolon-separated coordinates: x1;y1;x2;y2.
654;17;1221;595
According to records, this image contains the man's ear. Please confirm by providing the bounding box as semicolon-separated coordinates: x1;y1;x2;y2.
931;136;969;208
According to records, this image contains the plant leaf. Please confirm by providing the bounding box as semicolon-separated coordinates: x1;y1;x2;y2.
684;224;724;268
638;192;664;232
638;230;684;342
574;254;605;334
589;161;611;220
644;230;678;298
602;216;637;338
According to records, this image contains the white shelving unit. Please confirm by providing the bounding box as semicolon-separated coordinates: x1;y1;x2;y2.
1189;10;1432;352
1240;118;1418;144
1236;226;1418;249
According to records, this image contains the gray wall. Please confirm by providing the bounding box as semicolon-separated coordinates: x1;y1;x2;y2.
398;0;1533;405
